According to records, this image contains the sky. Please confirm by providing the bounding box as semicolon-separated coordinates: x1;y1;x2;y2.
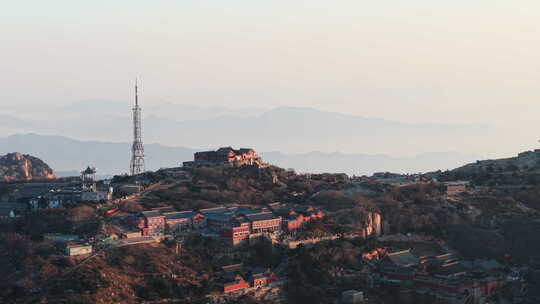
2;1;540;156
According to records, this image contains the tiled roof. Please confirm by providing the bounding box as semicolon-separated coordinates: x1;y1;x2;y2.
386;250;419;267
236;207;264;215
200;207;228;214
237;148;254;154
461;259;503;271
150;206;176;213
434;262;467;276
195;151;215;154
252;273;266;279
224;279;245;287
221;264;243;272
204;212;232;221
82;166;96;174
245;212;279;222
233;217;250;224
141;210;163;218
285;215;300;220
164;211;196;220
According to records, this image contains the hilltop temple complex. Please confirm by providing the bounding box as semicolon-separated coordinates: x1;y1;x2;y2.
183;147;267;168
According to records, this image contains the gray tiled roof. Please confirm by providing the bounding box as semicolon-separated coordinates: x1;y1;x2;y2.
245;212;279;222
141;210;163;218
205;212;232;221
164;211;196;220
200;207;228;214
387;250;419;267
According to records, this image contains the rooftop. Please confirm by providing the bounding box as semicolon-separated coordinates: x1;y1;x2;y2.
82;166;97;174
222;263;242;270
386;249;420;267
204;212;232;221
236;207;264;216
223;279;246;287
164;211;197;220
66;244;92;249
200;207;228;214
150;206;176;213
433;262;467;277
245;212;280;222
141;210;163;218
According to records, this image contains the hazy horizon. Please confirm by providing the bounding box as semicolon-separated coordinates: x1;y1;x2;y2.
3;1;540;159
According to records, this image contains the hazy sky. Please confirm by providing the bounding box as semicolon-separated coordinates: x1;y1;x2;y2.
2;1;540;149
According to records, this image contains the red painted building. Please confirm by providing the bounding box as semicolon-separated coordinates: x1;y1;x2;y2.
283;213;305;231
223;275;250;293
220;268;277;293
277;206;325;231
221;220;251;246
250;268;277;288
185;147;263;168
195;147;257;163
140;210;165;236
163;211;206;232
245;212;281;234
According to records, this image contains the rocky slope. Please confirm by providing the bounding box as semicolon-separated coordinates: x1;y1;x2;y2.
0;152;56;182
451;149;540;174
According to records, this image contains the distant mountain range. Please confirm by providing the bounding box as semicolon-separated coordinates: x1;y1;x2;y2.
0;134;481;176
1;102;496;156
0;134;196;176
262;151;481;175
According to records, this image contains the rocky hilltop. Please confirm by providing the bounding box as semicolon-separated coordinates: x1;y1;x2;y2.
452;149;540;174
0;152;56;182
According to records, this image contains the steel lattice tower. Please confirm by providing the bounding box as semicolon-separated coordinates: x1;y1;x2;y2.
130;79;145;175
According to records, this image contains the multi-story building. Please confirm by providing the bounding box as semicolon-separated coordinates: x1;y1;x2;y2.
140;210;165;236
81;190;112;202
444;181;469;196
222;274;250;293
374;248;503;298
200;206;282;245
204;212;234;232
164;211;206;232
268;203;325;231
164;211;194;232
245;212;281;234
219;265;277;293
131;204;321;245
80;166;113;202
183;147;265;168
221;218;251;246
249;268;276;288
282;212;307;231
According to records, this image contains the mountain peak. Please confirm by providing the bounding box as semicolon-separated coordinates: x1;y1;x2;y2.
0;152;56;182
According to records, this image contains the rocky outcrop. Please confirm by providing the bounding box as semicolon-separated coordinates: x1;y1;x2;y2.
361;212;382;239
0;152;56;182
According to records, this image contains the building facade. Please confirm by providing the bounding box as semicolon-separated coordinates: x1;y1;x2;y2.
183;147;265;168
140;210;165;236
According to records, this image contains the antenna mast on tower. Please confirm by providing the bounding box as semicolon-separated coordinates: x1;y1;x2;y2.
130;79;145;175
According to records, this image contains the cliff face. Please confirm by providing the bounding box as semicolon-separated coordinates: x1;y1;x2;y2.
361;212;382;239
0;152;56;182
